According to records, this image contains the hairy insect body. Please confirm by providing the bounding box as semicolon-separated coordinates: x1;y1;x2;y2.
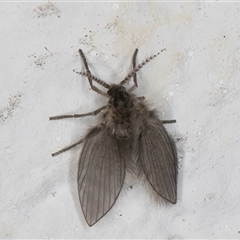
104;84;143;140
50;49;178;227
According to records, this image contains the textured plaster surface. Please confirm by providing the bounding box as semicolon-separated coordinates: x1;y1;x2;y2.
1;2;240;239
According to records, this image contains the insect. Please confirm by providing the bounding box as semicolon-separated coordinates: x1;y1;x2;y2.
50;48;178;227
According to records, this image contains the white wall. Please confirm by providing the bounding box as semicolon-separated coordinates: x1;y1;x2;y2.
1;2;240;238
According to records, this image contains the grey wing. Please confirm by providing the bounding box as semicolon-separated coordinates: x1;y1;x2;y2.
139;112;178;203
78;126;125;226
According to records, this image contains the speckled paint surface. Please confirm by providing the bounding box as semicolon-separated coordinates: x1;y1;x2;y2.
1;2;240;238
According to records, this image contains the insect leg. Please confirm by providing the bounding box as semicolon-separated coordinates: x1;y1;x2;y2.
162;120;176;124
120;48;138;88
132;48;138;87
49;105;107;120
136;97;176;124
52;138;84;156
127;49;139;92
121;48;166;88
78;49;108;96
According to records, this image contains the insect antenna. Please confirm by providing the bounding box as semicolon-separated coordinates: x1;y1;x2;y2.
120;48;166;86
73;70;110;89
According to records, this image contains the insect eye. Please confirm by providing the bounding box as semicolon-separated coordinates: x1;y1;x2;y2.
107;88;113;96
121;92;129;101
107;85;118;96
107;85;126;97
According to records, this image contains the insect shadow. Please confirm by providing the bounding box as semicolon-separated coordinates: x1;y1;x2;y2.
50;48;178;227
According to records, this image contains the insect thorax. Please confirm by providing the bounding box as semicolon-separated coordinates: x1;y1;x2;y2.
105;84;134;139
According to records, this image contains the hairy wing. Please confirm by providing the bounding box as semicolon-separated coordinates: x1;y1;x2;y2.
139;112;178;203
78;126;125;226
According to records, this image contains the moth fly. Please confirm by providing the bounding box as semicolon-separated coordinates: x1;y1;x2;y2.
50;48;178;226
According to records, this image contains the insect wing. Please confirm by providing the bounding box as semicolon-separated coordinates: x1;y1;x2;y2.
139;113;178;203
78;127;125;226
